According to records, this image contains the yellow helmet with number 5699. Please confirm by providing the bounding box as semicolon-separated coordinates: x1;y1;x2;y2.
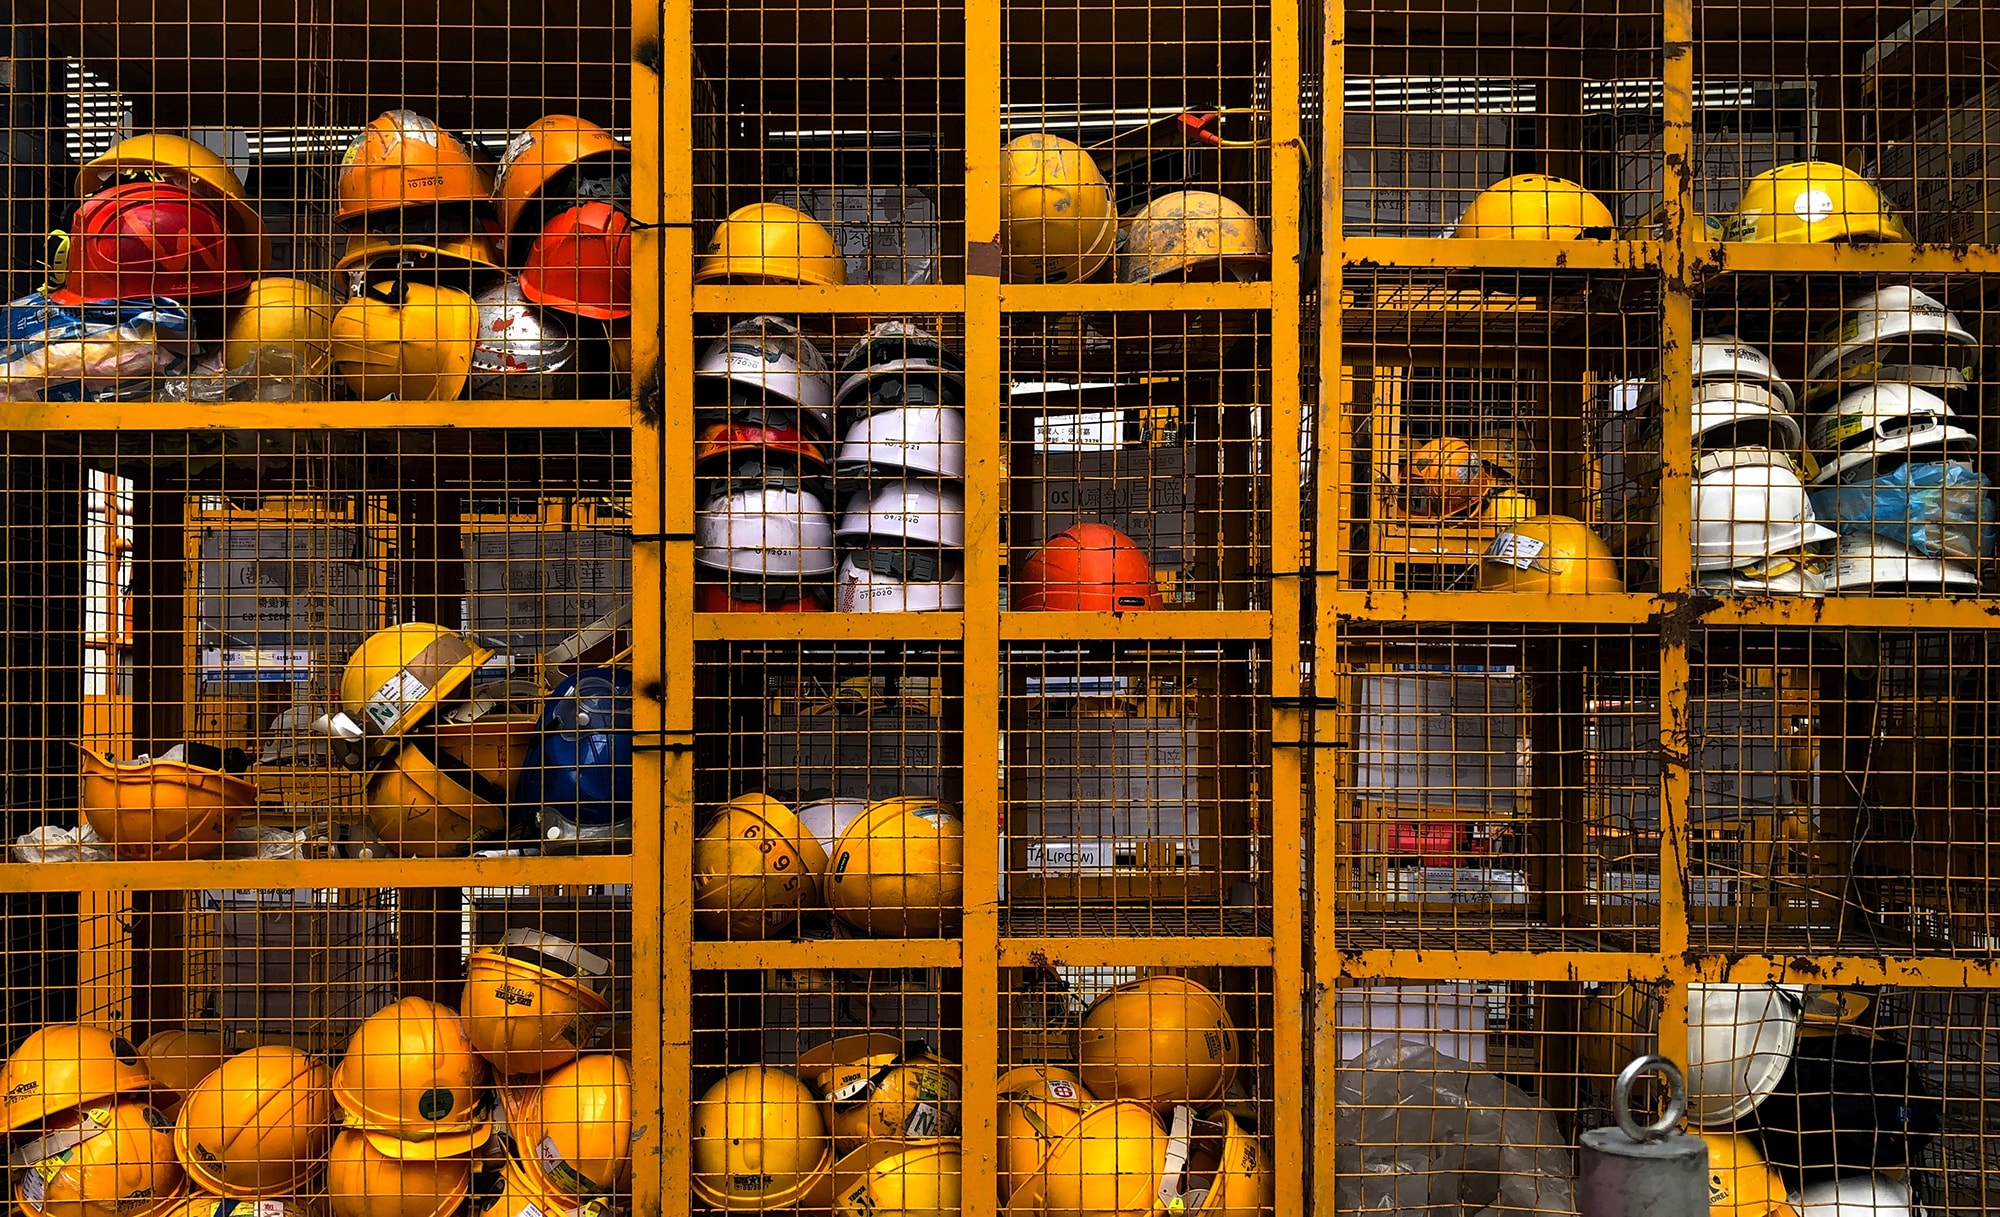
692;794;829;938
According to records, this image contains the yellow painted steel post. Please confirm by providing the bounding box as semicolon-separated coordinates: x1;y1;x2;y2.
1656;0;1696;1072
1309;0;1345;1209
1266;0;1308;1196
960;0;1003;1207
631;0;692;1210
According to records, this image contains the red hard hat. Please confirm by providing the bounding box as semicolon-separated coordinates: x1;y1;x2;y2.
696;584;829;612
50;182;255;304
694;419;828;470
518;202;633;320
1015;523;1161;612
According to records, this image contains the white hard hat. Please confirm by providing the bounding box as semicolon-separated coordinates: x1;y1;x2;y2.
1690;382;1803;454
1807;284;1978;383
795;799;869;862
694;482;838;576
1691;448;1837;572
1824;533;1980;596
1685;982;1805;1127
1806;383;1976;484
835;406;967;479
1641;335;1796;412
469;278;576;399
1793;1175;1915;1217
1696;551;1827;597
695;315;836;415
1802;361;1973;414
834;547;966;613
836;479;966;547
833;321;965;415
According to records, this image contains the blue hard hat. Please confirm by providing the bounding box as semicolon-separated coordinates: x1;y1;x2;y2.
519;666;632;828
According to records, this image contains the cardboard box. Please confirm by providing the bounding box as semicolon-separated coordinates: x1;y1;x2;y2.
1012;716;1205;874
196;524;373;660
1017;446;1208;608
464;529;632;657
761;713;948;803
1342;112;1512;236
1351;673;1522;813
1877;81;2000;244
199;889;397;1049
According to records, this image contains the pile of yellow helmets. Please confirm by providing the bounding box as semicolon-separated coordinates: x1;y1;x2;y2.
691;793;965;939
0;930;628;1217
692;1032;965;1215
341;622;529;858
996;976;1271;1216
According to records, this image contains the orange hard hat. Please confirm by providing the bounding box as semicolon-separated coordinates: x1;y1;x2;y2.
493;116;627;239
519;203;633;321
337;111;489;222
1014;523;1160;612
49;182;254;304
693;419;829;471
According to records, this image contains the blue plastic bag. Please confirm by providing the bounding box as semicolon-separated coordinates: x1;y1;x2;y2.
0;293;191;402
1808;459;1996;559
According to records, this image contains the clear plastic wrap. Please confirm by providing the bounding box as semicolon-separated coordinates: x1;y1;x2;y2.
1332;1038;1576;1216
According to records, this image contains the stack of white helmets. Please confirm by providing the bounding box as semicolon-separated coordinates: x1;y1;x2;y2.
1632;337;1831;595
692;316;838;611
831;321;968;612
1802;285;1989;596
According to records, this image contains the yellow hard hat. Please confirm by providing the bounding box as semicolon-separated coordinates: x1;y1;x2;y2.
467;1153;607;1217
693;202;846;288
338;623;493;744
795;1035;962;1152
493;116;627;238
363;739;510;858
825;796;965;937
329;279;479;402
173;1045;334;1198
831;1139;961;1217
334;228;503;274
432;685;544;800
0;1025;153;1134
325;1129;469;1217
691;1066;834;1212
330;997;492;1158
1001;134;1117;284
1001;1099;1166;1216
1476;514;1624;594
513;1054;632;1201
1076;976;1239;1111
1724;162;1913;245
76;747;257;862
12;1102;183;1217
1477;486;1542;528
460;930;613;1077
1701;1132;1800;1217
336;111;488;222
1452;174;1615;240
996;1067;1094;1203
1118;191;1269;284
222;278;338;375
76;133;270;270
1160;1107;1273;1217
692;794;831;939
135;1030;225;1118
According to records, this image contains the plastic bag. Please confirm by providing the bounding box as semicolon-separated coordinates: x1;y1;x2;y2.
156;344;329;403
12;824;115;863
1808;458;1996;559
1332;1038;1575;1216
0;293;191;401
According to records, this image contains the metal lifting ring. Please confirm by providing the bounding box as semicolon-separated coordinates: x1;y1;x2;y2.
1613;1054;1687;1143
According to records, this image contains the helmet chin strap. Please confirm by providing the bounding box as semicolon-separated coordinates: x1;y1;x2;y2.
1156;1103;1198;1212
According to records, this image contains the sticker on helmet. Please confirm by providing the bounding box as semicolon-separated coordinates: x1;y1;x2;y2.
1484;532;1545;568
417;1086;457;1121
499;129;539;175
1793;189;1836;223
